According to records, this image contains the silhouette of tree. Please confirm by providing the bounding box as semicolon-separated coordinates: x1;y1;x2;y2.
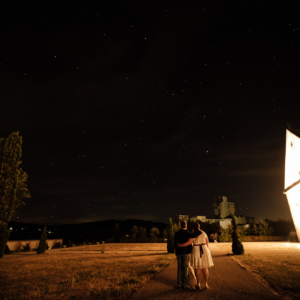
0;132;30;258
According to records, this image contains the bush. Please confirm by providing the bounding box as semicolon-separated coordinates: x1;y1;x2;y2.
268;219;295;236
231;214;244;255
67;240;73;247
52;241;63;249
91;239;98;245
167;218;175;253
37;227;47;254
248;220;274;236
219;225;232;242
0;224;10;258
173;223;179;233
209;233;218;242
150;227;160;242
22;243;31;252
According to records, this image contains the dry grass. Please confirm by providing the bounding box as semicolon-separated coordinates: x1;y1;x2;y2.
234;253;300;299
217;242;300;299
0;243;174;300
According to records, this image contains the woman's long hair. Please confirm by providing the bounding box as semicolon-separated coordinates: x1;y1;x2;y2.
193;222;201;233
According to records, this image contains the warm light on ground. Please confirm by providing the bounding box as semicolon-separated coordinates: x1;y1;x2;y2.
220;242;300;299
284;242;300;248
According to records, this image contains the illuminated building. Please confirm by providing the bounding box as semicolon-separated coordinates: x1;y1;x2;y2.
213;195;235;219
188;196;256;228
174;215;190;223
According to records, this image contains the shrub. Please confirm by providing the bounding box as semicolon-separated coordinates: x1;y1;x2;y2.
219;225;232;242
248;220;274;236
209;233;218;242
91;239;98;245
22;243;31;252
231;214;244;255
37;227;47;254
268;219;294;236
131;225;139;240
52;242;63;249
15;241;22;252
150;227;160;242
173;223;179;233
167;218;175;253
67;240;73;248
162;229;167;239
105;237;115;243
0;224;10;258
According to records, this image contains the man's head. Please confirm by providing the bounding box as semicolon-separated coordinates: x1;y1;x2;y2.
181;221;187;229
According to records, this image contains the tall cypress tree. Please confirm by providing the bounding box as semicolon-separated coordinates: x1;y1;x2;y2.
37;227;47;254
167;218;175;253
0;132;30;258
231;213;244;255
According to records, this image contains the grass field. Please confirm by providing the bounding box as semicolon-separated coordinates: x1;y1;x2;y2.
0;243;174;300
216;242;300;299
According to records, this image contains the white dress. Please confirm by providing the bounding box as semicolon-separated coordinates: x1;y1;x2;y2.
190;231;214;269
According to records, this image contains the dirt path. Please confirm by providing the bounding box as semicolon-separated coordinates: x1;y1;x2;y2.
130;244;279;300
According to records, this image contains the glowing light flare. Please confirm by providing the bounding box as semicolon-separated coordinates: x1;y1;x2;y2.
284;129;300;242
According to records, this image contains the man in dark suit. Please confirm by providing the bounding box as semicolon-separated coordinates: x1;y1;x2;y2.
174;221;192;288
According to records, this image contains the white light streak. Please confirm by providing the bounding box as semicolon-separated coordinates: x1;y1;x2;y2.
284;129;300;242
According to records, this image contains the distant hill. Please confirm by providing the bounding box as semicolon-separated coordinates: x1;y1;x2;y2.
8;219;167;243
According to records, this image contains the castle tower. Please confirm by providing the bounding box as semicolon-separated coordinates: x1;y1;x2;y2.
213;195;235;219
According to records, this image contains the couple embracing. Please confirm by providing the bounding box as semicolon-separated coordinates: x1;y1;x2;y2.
174;221;214;290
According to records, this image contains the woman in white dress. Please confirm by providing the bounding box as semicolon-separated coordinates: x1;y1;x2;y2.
177;223;214;289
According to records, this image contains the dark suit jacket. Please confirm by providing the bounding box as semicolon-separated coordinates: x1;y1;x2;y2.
174;229;202;256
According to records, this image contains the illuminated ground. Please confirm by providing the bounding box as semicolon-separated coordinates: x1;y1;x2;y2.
1;242;297;299
132;243;288;300
214;241;300;254
0;243;173;300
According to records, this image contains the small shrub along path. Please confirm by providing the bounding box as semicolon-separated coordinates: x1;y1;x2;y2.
130;243;279;300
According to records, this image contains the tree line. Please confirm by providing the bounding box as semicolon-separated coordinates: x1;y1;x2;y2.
167;217;296;251
102;223;167;243
219;219;295;242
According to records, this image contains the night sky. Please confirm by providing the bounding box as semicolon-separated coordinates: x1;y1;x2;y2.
1;1;300;224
